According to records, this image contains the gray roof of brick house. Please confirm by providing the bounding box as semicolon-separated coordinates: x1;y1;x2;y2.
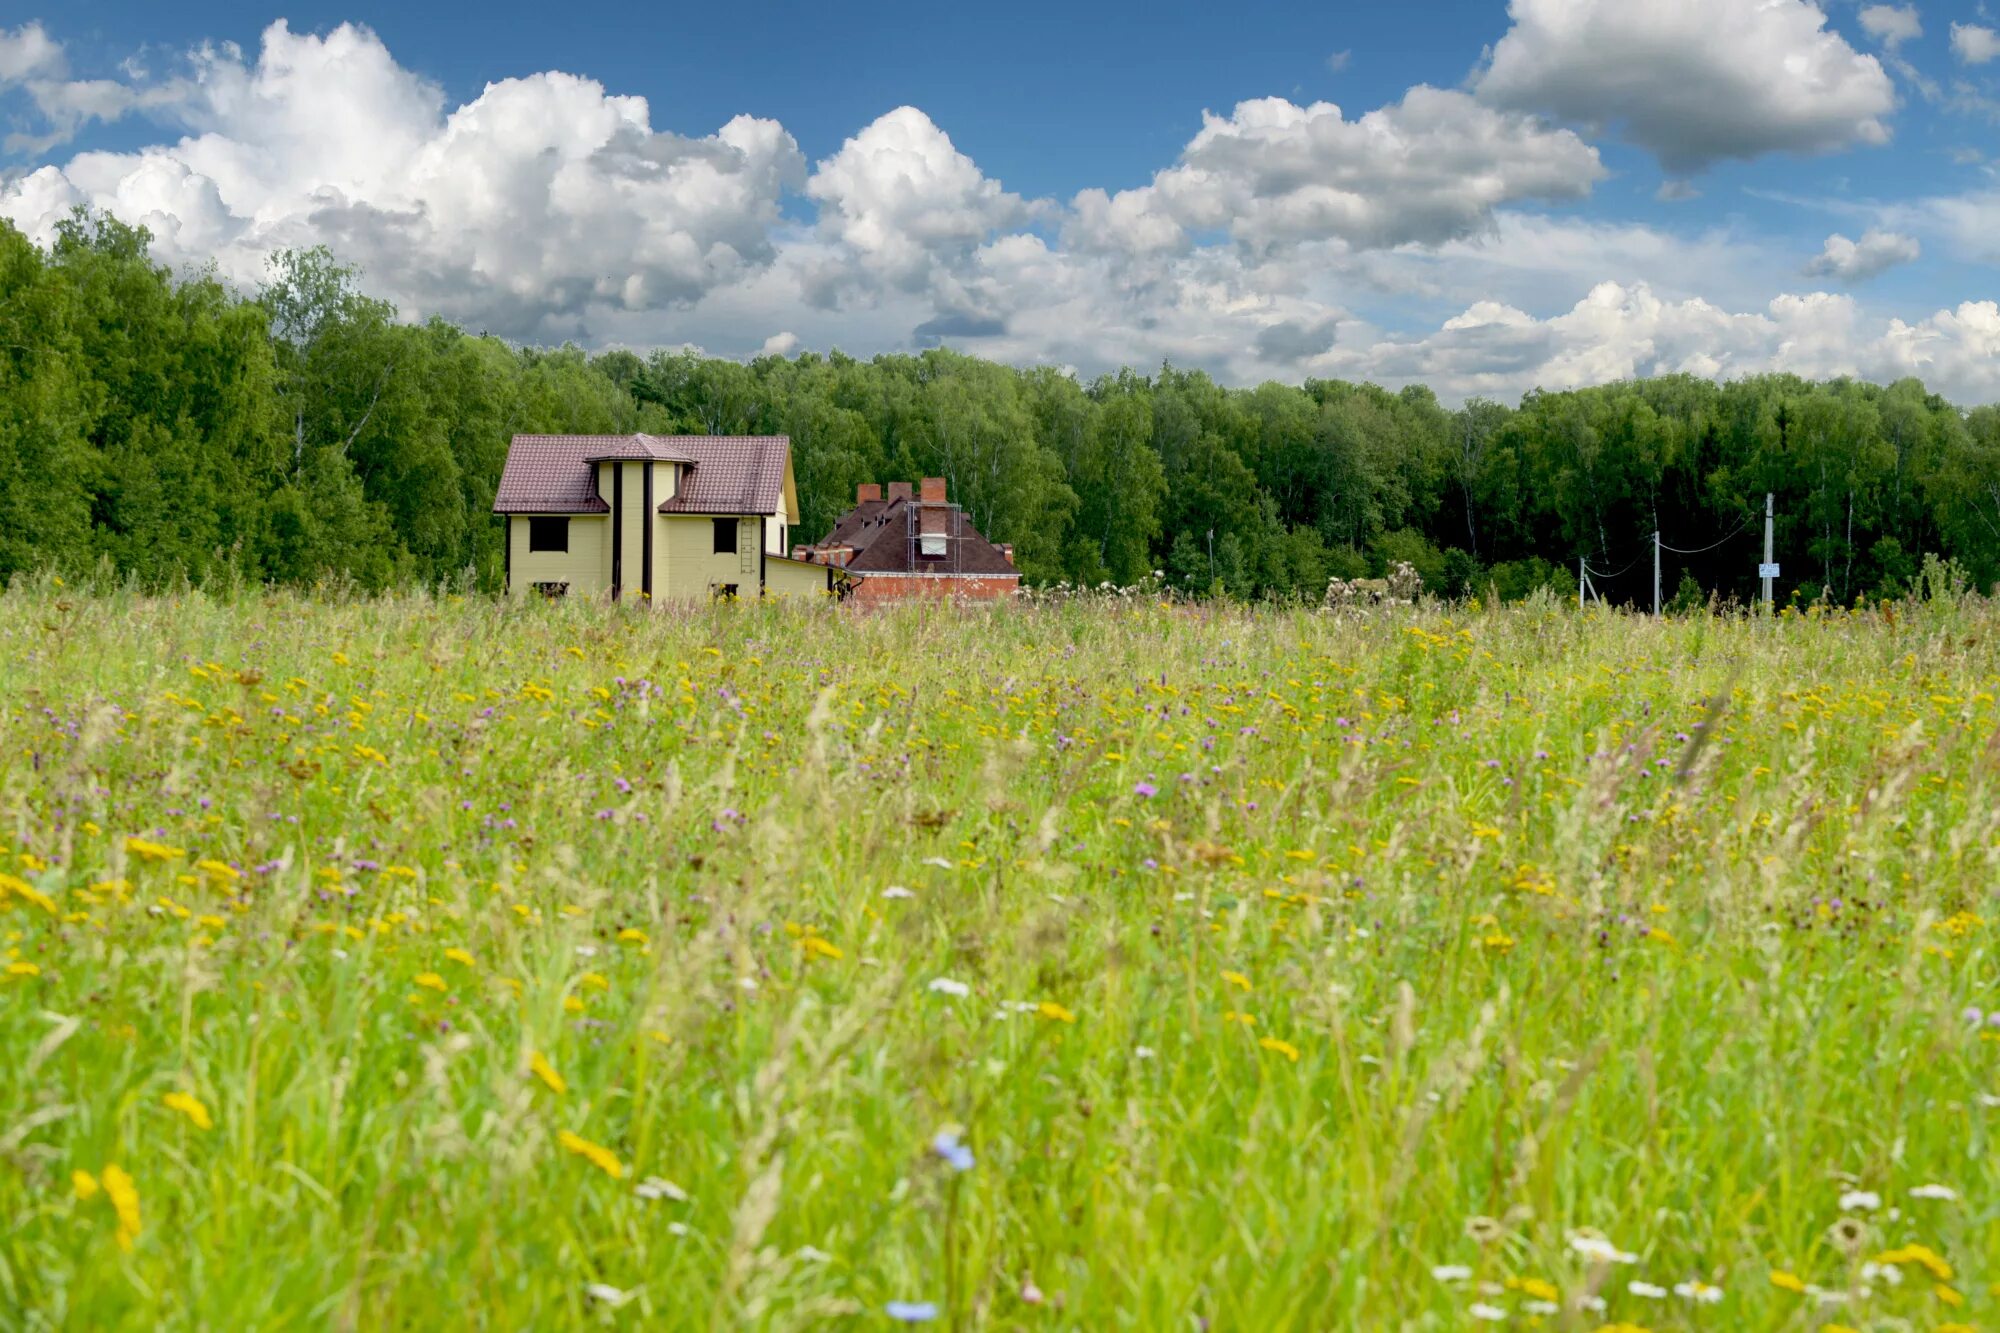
494;435;788;515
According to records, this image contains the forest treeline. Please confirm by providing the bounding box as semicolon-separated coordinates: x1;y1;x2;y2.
8;212;2000;605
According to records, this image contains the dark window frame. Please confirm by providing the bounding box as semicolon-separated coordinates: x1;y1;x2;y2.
531;581;569;599
713;517;736;554
528;516;569;553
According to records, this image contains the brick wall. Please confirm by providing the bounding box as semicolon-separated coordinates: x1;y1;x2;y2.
848;573;1019;604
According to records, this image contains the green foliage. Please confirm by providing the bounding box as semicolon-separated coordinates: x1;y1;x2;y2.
6;216;2000;601
1665;570;1706;615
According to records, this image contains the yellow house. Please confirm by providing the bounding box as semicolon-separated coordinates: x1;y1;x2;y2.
494;434;857;602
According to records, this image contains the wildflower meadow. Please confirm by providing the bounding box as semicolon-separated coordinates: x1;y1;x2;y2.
2;581;1998;1331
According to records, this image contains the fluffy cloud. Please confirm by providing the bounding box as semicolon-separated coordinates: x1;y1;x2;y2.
1859;5;1922;49
1803;228;1921;281
0;20;186;152
1951;22;2000;64
804;106;1028;296
1067;88;1603;256
1475;0;1896;172
0;21;62;82
1;21;803;339
1320;285;2000;405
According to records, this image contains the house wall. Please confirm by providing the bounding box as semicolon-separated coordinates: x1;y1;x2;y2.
766;493;789;554
658;515;763;600
846;572;1019;605
764;555;842;599
508;515;609;596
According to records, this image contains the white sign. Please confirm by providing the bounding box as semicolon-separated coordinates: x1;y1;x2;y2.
1758;562;1781;578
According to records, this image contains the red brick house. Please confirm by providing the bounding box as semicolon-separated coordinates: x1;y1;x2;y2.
793;477;1019;603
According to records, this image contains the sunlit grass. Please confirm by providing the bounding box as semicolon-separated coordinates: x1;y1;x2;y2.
1;581;1997;1329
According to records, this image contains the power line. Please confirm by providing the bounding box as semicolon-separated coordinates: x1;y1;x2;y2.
1657;514;1752;555
1582;553;1642;580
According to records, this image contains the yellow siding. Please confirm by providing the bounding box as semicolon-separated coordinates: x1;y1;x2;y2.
764;556;838;599
658;516;763;600
765;491;789;553
509;515;608;597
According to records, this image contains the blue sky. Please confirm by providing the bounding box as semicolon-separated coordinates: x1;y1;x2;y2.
4;1;2000;401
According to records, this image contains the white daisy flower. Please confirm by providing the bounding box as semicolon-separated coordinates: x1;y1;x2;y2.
1628;1281;1667;1299
1909;1183;1957;1200
1468;1302;1507;1322
927;977;971;997
1673;1280;1723;1304
1838;1190;1881;1212
635;1176;688;1202
882;886;915;899
1431;1265;1472;1282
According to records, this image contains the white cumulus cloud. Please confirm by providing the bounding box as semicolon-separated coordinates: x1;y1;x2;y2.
1;21;803;339
1068;87;1603;257
804;106;1028;297
0;20;63;82
1475;0;1897;172
1859;5;1922;49
1951;22;2000;64
1804;228;1921;281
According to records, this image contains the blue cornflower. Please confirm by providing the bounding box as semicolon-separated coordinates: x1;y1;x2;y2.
931;1130;974;1172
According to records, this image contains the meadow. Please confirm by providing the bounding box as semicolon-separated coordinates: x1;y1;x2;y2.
1;582;1997;1332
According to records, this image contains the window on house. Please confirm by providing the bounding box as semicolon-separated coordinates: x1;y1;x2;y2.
920;533;947;558
713;583;739;601
713;517;736;554
528;517;568;553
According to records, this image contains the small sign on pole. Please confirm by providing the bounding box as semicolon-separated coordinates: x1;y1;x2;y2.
1758;562;1781;579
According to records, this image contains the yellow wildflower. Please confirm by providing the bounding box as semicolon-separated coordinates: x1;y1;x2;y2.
444;947;475;968
1874;1243;1953;1281
0;873;56;913
1222;970;1251;991
413;972;447;993
125;838;185;863
102;1164;140;1250
7;961;40;977
529;1051;567;1095
1259;1037;1301;1062
1935;1285;1965;1308
1769;1270;1805;1293
72;1170;99;1200
617;927;648;944
1507;1276;1560;1303
801;937;844;961
1038;1001;1077;1023
557;1129;624;1179
163;1091;213;1130
195;859;240;883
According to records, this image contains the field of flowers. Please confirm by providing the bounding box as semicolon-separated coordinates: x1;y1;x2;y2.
2;581;1998;1330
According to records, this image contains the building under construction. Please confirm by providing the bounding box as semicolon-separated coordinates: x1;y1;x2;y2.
792;477;1019;603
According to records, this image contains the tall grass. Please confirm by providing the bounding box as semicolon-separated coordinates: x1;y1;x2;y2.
1;582;1995;1330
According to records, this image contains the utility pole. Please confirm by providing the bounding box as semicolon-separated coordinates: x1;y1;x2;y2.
1653;530;1661;616
1578;557;1585;609
1761;492;1775;609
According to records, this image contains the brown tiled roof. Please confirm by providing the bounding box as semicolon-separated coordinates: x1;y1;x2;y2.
493;435;787;515
655;436;789;515
815;496;1019;576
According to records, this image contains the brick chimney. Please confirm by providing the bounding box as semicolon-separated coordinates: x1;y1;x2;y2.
856;483;882;504
920;476;947;504
999;544;1015;566
887;481;914;502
